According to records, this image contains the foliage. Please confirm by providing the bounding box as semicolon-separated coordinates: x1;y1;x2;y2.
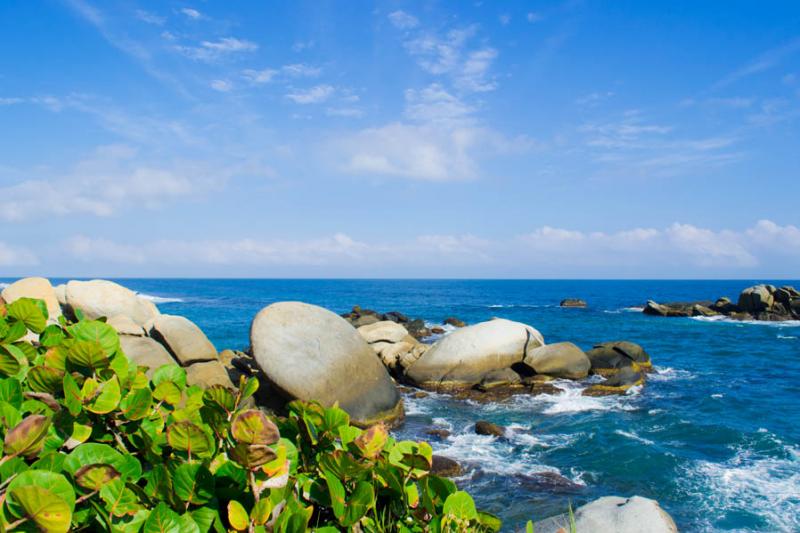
0;297;501;532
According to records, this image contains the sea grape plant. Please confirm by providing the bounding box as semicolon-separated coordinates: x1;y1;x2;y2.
0;296;501;532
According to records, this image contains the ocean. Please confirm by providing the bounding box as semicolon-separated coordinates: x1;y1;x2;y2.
4;278;798;532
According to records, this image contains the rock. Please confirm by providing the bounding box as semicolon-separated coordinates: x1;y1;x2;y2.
513;471;585;492
474;420;505;437
643;300;698;317
120;336;175;376
425;428;451;440
382;311;408;323
583;366;644;396
53;284;67;306
430;327;445;334
533;495;678;533
691;304;718;317
148;315;217;366
430;455;462;477
586;341;652;374
560;298;587;308
1;277;61;322
773;286;799;306
729;311;753;321
186;360;235;389
107;315;145;336
65;280;159;326
412;391;428;399
479;367;522;388
377;341;415;370
443;317;466;328
523;342;590;379
357;321;410;344
250;302;403;426
643;300;668;317
405;319;431;339
353;314;380;327
738;285;774;314
711;297;737;314
406;319;544;389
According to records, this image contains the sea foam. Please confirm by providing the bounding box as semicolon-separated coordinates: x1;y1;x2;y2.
137;292;184;304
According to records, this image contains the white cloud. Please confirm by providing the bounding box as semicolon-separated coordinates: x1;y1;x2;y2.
55;220;800;276
388;10;419;30
286;85;334;104
0;97;24;106
282;63;321;77
404;84;474;122
175;37;258;61
180;8;202;19
527;12;543;23
135;9;164;25
0;242;38;267
242;68;278;84
211;79;233;92
712;37;800;90
0;144;215;222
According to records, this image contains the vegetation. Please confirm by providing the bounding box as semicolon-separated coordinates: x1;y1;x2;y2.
0;296;502;532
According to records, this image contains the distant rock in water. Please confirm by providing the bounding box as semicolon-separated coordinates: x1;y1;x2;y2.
560;298;587;308
430;455;462;477
534;495;678;533
474;420;506;437
643;283;800;322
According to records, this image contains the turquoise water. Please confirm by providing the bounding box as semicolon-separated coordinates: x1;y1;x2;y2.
8;279;798;532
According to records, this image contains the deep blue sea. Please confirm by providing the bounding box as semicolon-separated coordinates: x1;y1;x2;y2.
4;279;798;532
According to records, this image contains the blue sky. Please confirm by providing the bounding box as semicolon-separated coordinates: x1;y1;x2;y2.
1;0;799;278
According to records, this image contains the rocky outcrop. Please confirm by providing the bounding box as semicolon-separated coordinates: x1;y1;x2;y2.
644;283;800;322
405;319;544;389
560;298;587;308
586;341;651;375
474;420;505;437
533;495;678;533
342;305;466;340
186;360;235;389
430;455;462;477
107;315;145;336
583;366;644;396
65;280;159;326
251;302;403;426
148;314;217;366
1;277;62;322
523;342;591;379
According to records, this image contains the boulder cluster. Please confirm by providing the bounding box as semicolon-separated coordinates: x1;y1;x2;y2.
644;283;800;321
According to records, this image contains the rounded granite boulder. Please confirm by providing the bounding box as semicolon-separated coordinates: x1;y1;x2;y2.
250;301;403;426
406;318;544;389
523;341;591;379
65;280;159;326
533;495;677;533
1;277;62;322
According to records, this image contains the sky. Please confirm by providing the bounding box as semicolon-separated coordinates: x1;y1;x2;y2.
1;0;799;278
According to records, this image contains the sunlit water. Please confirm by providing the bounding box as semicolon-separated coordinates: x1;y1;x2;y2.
6;279;797;532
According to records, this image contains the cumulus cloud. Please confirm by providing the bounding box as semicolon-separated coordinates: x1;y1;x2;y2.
0;242;38;267
55;220;800;276
180;8;202;20
286;85;334;104
0;144;216;222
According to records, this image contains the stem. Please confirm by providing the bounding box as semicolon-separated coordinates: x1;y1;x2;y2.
75;490;99;505
5;517;29;531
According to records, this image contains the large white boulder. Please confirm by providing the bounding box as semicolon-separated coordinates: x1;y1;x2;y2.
120;336;175;376
357;321;410;344
148;314;217;365
1;277;61;322
523;342;591;379
250;302;403;425
406;318;544;389
533;496;678;533
65;280;159;326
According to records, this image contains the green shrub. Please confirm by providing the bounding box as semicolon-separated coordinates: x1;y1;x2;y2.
0;297;501;532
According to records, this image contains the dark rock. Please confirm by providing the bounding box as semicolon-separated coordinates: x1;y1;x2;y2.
474;420;505;437
412;391;429;399
691;304;719;317
583;366;644;396
711;297;738;314
514;471;585;493
560;298;587;308
425;428;451;440
479;367;522;389
431;455;462;477
430;327;445;334
443;317;466;328
353;314;380;327
738;285;774;314
406;319;431;340
382;311;408;323
586;341;651;374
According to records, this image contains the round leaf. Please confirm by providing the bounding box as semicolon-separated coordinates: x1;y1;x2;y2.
227;500;249;531
3;414;50;458
231;409;280;445
75;463;121;490
6;297;47;333
166;421;212;457
173;463;214;506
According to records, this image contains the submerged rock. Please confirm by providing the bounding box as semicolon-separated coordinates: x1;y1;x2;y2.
583;365;644;396
250;301;403;426
406;318;544;389
523;342;591;379
443;317;466;328
533;495;678;533
425;428;451;440
474;420;506;437
560;298;587;308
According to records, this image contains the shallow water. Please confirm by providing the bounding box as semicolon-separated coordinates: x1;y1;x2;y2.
7;279;798;532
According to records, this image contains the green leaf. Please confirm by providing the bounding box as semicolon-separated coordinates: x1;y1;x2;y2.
68;319;120;358
120;386;153;420
0;377;23;408
7;297;48;333
100;478;141;518
63;372;82;416
67;339;111;370
75;463;121;490
190;506;222;533
231;409;280;445
526;520;534;533
239;376;258;402
477;511;503;532
153;381;182;405
173;463;214;506
3;413;50;458
64;443;142;482
227;500;249;531
40;324;66;347
166;421;212;457
250;499;273;525
152;364;186;389
323;468;346;521
0;400;21;429
31;451;67;472
2;319;27;343
443;491;477;521
353;423;388;459
0;344;24;376
27;365;65;393
229;442;277;469
178;514;202;533
6;470;75;533
84;375;122;414
203;385;236;411
344;481;375;526
143;502;182;533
